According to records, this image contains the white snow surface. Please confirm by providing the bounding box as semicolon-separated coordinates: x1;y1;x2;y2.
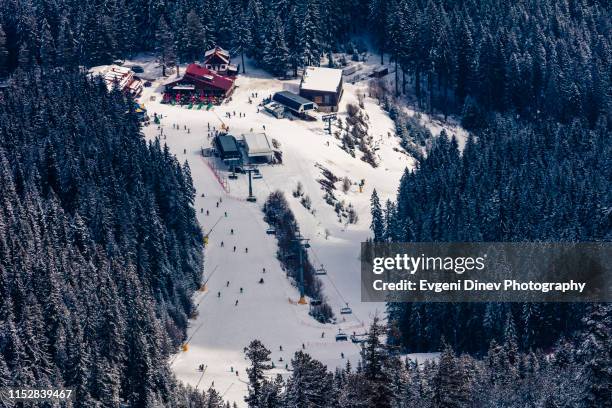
300;66;343;93
132;56;450;406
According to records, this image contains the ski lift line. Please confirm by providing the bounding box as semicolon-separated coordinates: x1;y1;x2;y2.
305;244;361;322
202;265;219;287
221;383;234;397
306;244;348;305
195;287;212;308
207;217;224;236
195;365;208;390
185;320;206;346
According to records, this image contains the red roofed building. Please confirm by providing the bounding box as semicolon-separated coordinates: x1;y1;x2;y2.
163;63;235;101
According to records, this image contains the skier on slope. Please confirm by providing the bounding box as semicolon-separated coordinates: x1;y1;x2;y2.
245;247;248;253
259;278;264;284
240;287;243;294
217;291;221;298
226;281;230;287
235;300;239;306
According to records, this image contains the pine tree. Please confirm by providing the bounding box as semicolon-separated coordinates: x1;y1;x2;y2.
39;18;56;67
183;11;206;62
245;340;273;407
432;340;471;408
156;17;176;76
232;9;251;73
361;316;392;407
298;0;322;66
578;303;612;406
0;25;8;76
263;17;289;76
370;190;384;242
259;374;285;408
207;387;225;408
455;19;476;101
286;351;333;407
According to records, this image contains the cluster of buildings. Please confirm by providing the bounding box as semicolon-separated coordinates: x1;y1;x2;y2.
214;132;274;167
266;66;344;119
163;46;237;105
162;46;346;114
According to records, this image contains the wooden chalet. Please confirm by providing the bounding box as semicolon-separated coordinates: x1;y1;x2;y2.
163;63;235;103
204;46;239;76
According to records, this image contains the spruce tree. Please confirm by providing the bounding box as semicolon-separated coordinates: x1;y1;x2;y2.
156;17;176;76
263;17;289;77
370;190;384;242
0;25;8;76
244;340;273;407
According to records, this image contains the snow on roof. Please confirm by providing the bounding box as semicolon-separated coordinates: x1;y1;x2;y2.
300;66;343;93
243;132;273;156
205;46;229;57
185;63;234;91
103;65;135;91
204;46;230;64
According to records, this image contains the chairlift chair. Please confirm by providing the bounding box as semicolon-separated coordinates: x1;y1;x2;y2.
340;303;352;315
335;329;348;342
314;265;327;275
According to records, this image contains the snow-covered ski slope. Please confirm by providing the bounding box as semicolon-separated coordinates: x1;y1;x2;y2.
135;58;460;405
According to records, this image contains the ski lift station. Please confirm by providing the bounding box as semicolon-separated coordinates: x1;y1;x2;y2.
242;132;274;163
271;91;317;117
299;66;344;112
214;133;241;165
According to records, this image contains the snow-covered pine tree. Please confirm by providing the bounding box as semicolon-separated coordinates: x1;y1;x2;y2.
370;189;384;242
297;0;322;67
286;351;334;407
183;11;207;62
262;16;289;77
231;9;251;73
245;340;273;407
432;340;471;408
577;303;612;406
156;17;176;76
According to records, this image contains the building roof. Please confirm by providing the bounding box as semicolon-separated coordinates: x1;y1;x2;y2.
204;46;230;64
215;134;240;155
184;63;234;91
103;65;134;91
243;133;273;156
272;91;315;111
300;67;343;93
